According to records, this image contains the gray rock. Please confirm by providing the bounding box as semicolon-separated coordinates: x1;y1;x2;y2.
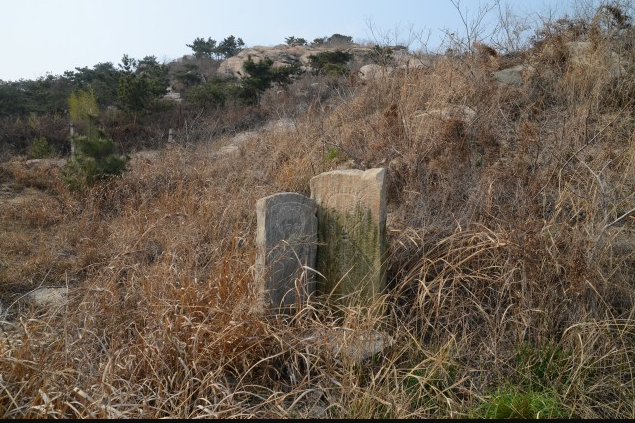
272;61;292;69
299;51;315;65
498;41;629;88
493;64;534;86
217;145;240;156
214;131;256;157
359;64;394;80
256;193;318;309
237;48;263;58
566;41;627;78
27;287;68;308
218;56;249;78
310;168;388;305
163;88;182;102
263;118;296;132
217;43;422;80
397;56;435;72
216;120;295;157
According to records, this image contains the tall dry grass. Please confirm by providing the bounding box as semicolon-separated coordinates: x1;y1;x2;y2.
2;5;635;418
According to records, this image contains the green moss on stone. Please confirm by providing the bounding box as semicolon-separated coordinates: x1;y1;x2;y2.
316;203;386;305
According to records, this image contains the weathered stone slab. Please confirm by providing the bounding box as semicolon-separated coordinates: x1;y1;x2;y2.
256;193;317;308
310;168;387;304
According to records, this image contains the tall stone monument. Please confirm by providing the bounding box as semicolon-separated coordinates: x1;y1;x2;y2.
256;193;318;309
310;168;387;304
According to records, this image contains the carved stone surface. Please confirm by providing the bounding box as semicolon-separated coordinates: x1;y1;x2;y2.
256;193;317;308
310;168;387;304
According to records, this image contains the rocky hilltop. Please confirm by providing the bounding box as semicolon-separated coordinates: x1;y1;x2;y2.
171;41;433;83
216;43;425;78
174;38;628;95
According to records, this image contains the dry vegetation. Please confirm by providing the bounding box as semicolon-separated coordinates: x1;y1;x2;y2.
3;4;635;418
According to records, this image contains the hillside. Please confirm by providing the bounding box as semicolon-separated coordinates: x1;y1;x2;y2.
2;6;635;418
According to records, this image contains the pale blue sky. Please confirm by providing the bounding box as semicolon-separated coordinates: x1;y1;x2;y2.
1;0;579;81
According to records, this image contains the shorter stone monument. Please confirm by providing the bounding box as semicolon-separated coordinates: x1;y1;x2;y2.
256;193;318;309
310;168;388;305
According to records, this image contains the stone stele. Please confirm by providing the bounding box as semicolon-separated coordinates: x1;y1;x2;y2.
256;193;318;308
310;168;387;304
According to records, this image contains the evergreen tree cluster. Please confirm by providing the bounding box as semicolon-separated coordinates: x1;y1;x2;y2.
0;32;357;121
0;54;169;121
62;131;129;191
186;35;245;59
0;32;356;157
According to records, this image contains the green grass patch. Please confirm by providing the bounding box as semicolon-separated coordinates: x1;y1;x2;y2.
470;387;567;419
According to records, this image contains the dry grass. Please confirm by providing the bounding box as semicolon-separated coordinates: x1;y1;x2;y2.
2;8;635;418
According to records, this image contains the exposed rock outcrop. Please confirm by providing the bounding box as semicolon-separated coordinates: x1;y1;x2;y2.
565;41;627;78
163;87;182;102
27;287;69;309
359;64;394;80
216;44;416;79
215;118;297;157
494;41;628;87
493;64;535;86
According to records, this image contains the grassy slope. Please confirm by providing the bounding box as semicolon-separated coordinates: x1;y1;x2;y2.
2;17;635;418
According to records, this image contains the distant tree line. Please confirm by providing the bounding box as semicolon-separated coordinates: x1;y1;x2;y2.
0;32;357;120
0;54;171;158
0;32;358;157
0;54;169;120
284;33;354;47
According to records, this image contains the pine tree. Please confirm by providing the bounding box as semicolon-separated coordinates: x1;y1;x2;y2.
117;55;168;122
239;56;302;105
62;131;129;191
186;37;218;58
68;87;100;131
